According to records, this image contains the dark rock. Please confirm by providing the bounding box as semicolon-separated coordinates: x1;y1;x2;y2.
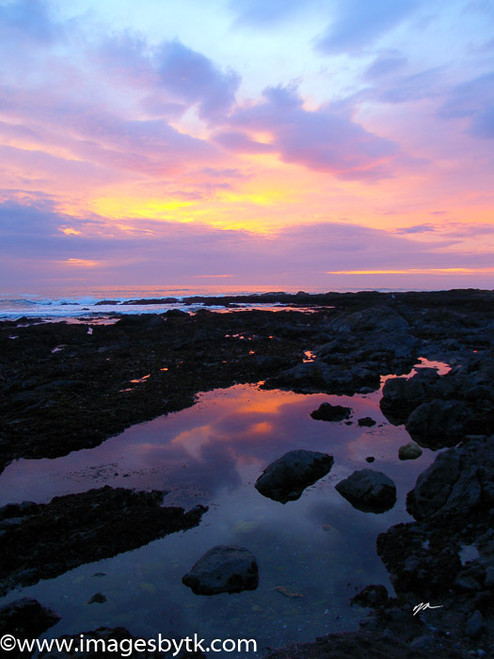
310;402;352;422
0;597;60;638
0;487;207;595
351;584;388;608
182;545;258;595
255;449;334;503
407;436;494;521
88;592;107;604
357;416;376;427
398;442;423;460
365;456;375;463
405;399;475;447
464;610;485;639
380;368;441;424
335;469;396;513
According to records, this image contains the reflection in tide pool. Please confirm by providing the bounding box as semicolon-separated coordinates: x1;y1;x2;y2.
0;382;437;654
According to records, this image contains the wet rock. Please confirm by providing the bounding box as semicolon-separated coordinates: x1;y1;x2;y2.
263;360;380;395
335;469;396;513
0;597;60;639
407;436;494;521
398;442;423;460
0;486;207;595
351;584;388;608
310;402;351;422
357;416;376;427
88;592;107;604
182;545;258;595
380;368;441;424
405;399;475;447
464;610;485;639
255;449;334;503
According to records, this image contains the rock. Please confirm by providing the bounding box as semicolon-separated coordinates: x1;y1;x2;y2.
464;610;485;639
0;597;60;638
255;450;334;503
405;399;475;447
0;486;208;595
398;442;423;460
365;456;375;463
88;592;107;604
335;469;396;513
407;436;494;521
310;402;352;422
182;545;258;595
357;416;376;427
262;360;380;395
351;584;388;607
380;369;441;423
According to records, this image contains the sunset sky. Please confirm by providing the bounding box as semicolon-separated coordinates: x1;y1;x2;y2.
1;0;493;292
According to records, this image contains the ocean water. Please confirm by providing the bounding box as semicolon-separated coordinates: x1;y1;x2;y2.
0;284;415;321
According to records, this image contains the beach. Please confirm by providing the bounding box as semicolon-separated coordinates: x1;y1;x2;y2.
1;289;493;657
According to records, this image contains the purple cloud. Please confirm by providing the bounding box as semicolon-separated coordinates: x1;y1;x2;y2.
364;52;408;79
155;41;240;119
226;85;398;179
439;72;494;139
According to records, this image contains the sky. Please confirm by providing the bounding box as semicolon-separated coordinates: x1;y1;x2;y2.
1;0;494;293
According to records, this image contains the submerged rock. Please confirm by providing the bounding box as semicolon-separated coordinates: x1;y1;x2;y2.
255;449;334;503
335;469;396;513
351;584;388;608
182;545;258;595
310;402;352;422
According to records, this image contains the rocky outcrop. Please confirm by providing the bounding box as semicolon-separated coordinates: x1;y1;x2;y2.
255;450;334;503
0;487;207;595
182;545;258;595
406;436;494;521
335;469;396;513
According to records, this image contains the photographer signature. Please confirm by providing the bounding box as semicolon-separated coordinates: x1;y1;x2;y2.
413;602;443;615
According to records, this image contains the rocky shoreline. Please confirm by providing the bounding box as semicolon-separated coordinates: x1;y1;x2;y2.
1;289;493;657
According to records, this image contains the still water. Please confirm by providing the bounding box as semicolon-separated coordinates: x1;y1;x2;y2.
0;375;439;655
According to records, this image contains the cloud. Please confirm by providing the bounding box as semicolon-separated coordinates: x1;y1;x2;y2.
3;200;493;290
154;40;240;119
226;84;398;179
316;0;422;55
439;72;494;139
364;51;408;79
394;223;438;234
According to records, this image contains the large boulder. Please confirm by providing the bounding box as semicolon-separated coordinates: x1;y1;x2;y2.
380;368;441;423
255;450;334;503
182;545;258;595
405;399;475;448
335;469;396;513
407;435;494;521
